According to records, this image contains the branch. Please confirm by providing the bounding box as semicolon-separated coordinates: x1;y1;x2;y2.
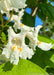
32;6;38;16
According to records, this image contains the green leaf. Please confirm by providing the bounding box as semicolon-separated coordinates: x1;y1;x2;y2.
30;47;54;70
0;59;48;75
26;0;47;9
22;12;35;27
26;0;37;9
1;32;6;41
37;3;54;22
50;54;54;63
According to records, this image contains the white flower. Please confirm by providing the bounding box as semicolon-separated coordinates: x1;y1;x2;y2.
10;0;27;9
0;0;27;20
0;0;10;12
0;0;27;12
2;27;34;65
11;9;24;31
26;25;53;51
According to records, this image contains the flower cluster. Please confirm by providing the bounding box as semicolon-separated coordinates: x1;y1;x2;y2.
0;0;53;65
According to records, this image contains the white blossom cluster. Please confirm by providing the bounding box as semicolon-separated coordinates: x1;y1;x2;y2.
0;0;53;65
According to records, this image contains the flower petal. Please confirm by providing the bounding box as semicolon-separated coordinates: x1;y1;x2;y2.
20;44;34;59
2;44;11;58
10;48;19;65
35;25;42;37
38;41;53;51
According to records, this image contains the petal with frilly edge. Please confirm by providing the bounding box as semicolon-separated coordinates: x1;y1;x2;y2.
2;44;12;58
10;48;19;65
38;41;53;51
20;44;34;59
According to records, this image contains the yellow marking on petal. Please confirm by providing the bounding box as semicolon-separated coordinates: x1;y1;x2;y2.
21;23;24;27
17;46;22;52
17;45;19;48
12;46;16;51
19;48;22;52
39;41;41;44
17;46;19;49
15;44;16;46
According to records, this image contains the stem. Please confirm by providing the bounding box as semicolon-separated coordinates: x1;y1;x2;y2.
5;13;12;26
0;14;4;36
1;14;4;27
5;10;14;26
31;6;38;30
32;6;38;16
